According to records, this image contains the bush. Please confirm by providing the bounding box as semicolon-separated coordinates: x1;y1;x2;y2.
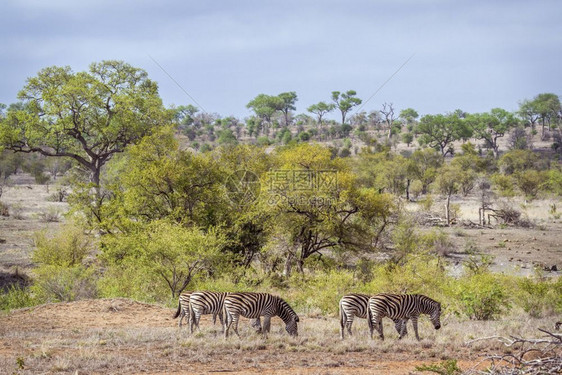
491;173;515;197
31;265;97;303
0;285;35;311
514;170;546;198
455;272;510;320
33;225;91;267
515;276;562;317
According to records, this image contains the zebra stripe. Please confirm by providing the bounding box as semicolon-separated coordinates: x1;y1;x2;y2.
368;293;441;341
173;291;192;327
189;291;228;333
339;293;407;339
224;292;299;338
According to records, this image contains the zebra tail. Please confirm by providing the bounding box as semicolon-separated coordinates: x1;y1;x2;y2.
339;299;346;339
173;299;181;319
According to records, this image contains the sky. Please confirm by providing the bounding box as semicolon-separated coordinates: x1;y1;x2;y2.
1;0;561;120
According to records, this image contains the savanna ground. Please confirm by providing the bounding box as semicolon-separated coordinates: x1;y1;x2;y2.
0;297;556;374
0;173;561;374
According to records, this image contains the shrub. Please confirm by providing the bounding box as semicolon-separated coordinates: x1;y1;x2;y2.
514;170;547;198
38;207;62;222
455;272;510;320
491;173;515;197
31;265;97;303
0;285;35;311
33;225;91;267
515;276;562;317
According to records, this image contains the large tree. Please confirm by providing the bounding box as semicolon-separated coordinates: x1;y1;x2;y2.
331;90;362;125
519;93;561;137
0;60;169;197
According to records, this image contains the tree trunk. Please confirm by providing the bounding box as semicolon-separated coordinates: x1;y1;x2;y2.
445;194;451;226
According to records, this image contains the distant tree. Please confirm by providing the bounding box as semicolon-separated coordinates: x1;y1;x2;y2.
174;104;199;128
331;90;362;125
307;101;335;127
380;102;396;139
246;94;284;124
417;113;466;156
467;108;518;158
278;92;298;126
401;132;414;147
399;108;419;131
519;93;561;137
407;148;443;194
436;164;462;226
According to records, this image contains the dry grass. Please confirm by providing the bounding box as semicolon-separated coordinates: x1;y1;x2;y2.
0;298;558;374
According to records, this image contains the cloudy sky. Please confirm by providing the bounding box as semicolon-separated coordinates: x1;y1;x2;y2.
1;0;560;120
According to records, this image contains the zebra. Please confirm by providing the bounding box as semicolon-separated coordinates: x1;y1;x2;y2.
339;293;407;339
188;291;228;333
223;292;299;338
172;291;192;327
368;293;441;341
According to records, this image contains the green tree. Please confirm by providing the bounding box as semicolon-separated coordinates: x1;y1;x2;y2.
417;113;467;156
467;109;518;158
331;90;362;125
399;108;419;131
0;61;169;221
519;93;561;137
102;220;227;298
246;94;284;124
278;92;298;126
307;101;335;126
407;148;443;194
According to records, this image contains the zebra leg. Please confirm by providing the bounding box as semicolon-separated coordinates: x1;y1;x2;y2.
262;316;271;338
378;319;384;341
412;316;420;341
346;315;354;337
251;317;262;333
178;309;184;327
232;314;241;338
224;311;233;338
218;310;225;333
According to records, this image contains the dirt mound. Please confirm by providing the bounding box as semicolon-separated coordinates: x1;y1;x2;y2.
1;298;174;331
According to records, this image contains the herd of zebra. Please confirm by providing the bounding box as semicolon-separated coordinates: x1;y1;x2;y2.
173;291;442;340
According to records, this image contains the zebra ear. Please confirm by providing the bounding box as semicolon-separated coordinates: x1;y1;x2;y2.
295;316;300;322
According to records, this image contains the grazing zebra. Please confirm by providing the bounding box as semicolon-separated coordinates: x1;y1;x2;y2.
189;291;228;333
224;292;299;338
368;293;441;341
172;291;192;327
339;293;407;339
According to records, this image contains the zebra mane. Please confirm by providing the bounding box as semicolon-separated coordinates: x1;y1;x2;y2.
277;296;299;322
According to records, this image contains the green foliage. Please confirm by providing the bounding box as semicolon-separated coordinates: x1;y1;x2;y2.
31;265;97;303
33;225;90;267
499;149;540;174
401;132;414;146
516;276;562;317
491;173;515;197
101;220;228;298
0;285;35;311
455;272;510;320
514;169;547;198
307;101;335;126
417;113;469;156
331;90;362;125
31;224;97;303
415;359;462;375
287;269;357;315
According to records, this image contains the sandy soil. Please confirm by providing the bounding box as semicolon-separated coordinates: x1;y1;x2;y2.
0;298;493;375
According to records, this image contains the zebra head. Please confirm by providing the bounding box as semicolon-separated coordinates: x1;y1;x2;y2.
429;301;441;330
285;315;299;337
